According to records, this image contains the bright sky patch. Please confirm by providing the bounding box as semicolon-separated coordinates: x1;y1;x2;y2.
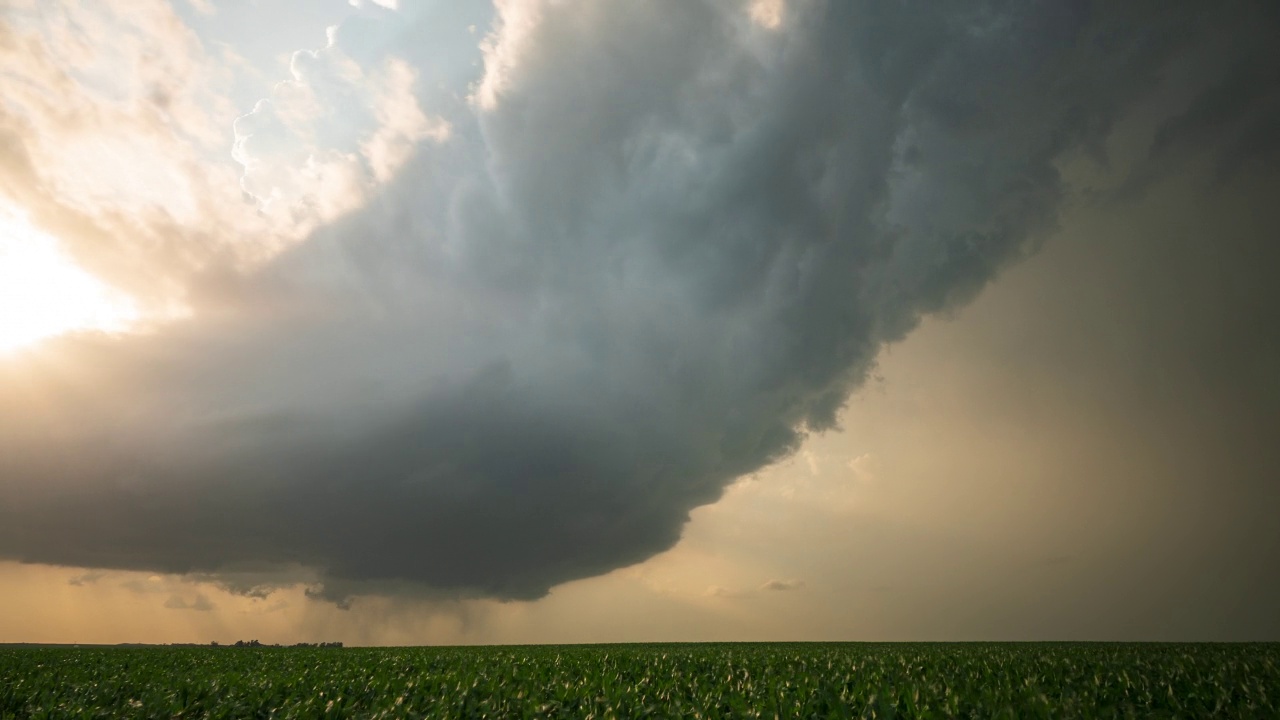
0;209;138;354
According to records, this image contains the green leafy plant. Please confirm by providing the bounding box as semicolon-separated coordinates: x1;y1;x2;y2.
1;642;1276;718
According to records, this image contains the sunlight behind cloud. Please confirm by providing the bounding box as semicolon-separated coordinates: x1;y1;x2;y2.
749;0;785;29
0;209;139;354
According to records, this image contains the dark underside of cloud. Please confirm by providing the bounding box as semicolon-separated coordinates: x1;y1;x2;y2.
1;0;1275;602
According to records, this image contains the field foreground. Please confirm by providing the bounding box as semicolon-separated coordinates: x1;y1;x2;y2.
2;642;1277;718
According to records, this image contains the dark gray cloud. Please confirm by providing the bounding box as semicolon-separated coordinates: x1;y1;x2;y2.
0;0;1273;603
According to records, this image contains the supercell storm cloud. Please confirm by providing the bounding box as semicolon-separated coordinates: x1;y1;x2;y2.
0;0;1272;602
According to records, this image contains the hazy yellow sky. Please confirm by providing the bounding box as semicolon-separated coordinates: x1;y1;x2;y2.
1;0;1277;644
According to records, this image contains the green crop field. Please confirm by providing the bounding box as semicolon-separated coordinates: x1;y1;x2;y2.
1;642;1277;719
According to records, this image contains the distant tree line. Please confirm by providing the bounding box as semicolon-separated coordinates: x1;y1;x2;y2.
209;640;343;648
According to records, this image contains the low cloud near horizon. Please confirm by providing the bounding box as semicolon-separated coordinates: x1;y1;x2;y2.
1;0;1278;627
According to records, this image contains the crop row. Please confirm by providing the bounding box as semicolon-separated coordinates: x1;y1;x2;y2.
2;642;1277;718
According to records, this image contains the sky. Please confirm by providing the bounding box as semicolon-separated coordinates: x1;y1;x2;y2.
0;0;1277;645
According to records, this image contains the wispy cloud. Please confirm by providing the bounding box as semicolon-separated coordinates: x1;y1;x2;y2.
67;571;107;587
760;579;806;592
164;594;216;612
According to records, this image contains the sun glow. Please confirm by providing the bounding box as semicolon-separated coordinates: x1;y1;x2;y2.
0;209;138;354
749;0;785;29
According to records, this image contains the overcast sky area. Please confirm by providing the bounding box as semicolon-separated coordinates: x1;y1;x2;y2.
0;0;1277;644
